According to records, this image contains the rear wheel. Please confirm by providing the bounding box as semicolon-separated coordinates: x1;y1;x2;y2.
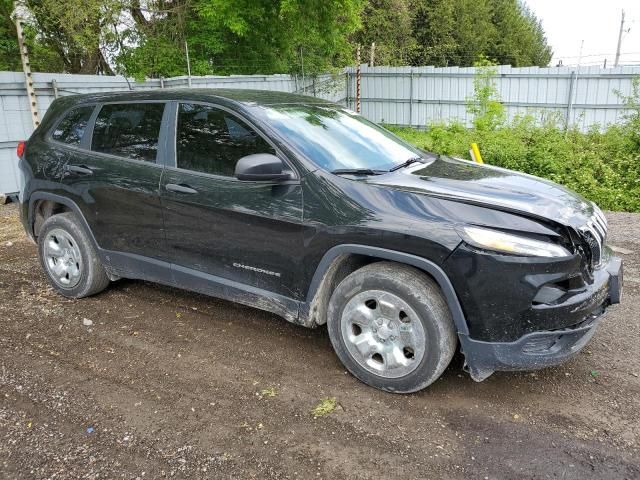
327;262;456;393
38;213;110;298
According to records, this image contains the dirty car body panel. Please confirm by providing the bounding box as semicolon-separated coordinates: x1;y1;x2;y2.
18;89;623;382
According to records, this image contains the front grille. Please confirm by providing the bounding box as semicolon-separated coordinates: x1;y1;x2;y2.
578;204;608;270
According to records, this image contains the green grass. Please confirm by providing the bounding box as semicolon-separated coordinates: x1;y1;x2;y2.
311;397;337;417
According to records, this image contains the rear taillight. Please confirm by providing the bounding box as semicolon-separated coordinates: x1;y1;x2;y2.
16;141;26;158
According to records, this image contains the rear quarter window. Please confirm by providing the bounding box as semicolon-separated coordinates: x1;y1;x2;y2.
51;105;95;146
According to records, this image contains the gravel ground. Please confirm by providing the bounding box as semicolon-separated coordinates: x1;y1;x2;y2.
0;202;638;479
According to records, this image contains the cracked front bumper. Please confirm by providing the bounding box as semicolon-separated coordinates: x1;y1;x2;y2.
460;256;623;381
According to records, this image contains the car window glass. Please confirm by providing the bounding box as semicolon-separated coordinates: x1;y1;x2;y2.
51;105;95;146
251;104;423;172
91;103;165;162
177;103;275;176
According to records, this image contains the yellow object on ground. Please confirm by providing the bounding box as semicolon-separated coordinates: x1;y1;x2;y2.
470;143;484;164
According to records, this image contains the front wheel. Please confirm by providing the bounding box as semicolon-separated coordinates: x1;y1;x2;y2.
327;262;457;393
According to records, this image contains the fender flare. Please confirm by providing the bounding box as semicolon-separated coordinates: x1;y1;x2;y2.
304;244;469;335
28;192;102;252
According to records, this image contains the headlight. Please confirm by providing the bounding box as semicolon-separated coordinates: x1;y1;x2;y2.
457;225;571;258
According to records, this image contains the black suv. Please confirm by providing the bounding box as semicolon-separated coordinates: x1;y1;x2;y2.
17;89;623;393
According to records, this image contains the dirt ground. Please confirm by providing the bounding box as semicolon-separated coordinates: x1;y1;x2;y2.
0;202;638;480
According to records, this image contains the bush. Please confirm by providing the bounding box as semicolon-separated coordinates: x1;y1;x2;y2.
388;71;640;212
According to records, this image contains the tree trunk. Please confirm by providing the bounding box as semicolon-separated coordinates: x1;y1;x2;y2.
78;48;114;75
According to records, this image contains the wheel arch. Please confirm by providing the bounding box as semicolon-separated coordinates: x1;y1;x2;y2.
301;244;469;336
29;192;99;250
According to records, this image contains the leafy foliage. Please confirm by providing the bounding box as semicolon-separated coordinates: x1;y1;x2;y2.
616;77;640;150
21;0;120;73
311;397;337;417
409;0;551;67
114;0;365;79
489;0;551;67
351;0;416;65
0;0;20;70
2;0;552;77
0;1;62;72
465;59;506;131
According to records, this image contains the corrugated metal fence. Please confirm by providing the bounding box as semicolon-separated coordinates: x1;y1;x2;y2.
0;71;345;194
2;65;639;194
345;65;640;130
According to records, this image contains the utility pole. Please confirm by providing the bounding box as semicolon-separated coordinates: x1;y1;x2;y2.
577;39;584;67
614;9;625;67
185;40;192;87
13;2;39;129
355;44;361;113
300;47;305;94
370;42;375;67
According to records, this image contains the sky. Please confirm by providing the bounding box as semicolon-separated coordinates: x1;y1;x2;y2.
526;0;640;67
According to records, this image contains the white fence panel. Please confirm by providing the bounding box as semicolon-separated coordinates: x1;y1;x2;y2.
345;65;640;129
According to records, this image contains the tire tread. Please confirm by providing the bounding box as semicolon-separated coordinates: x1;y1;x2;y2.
327;261;457;393
38;212;110;298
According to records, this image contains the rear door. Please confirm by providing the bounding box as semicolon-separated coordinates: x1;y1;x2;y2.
160;102;305;300
58;101;169;261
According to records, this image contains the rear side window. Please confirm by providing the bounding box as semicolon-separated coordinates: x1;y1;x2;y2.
51;105;95;146
176;103;275;176
91;103;165;162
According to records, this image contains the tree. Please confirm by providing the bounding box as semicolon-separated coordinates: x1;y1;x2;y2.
409;0;551;67
351;0;416;66
450;0;497;66
409;0;456;66
3;0;552;77
0;0;20;71
117;0;365;79
488;0;552;67
114;0;194;79
0;0;71;72
23;0;119;74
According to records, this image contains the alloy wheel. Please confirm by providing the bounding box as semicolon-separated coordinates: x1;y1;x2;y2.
340;289;426;379
43;228;83;288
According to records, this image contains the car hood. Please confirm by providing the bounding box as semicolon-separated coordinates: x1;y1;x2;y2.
367;156;596;228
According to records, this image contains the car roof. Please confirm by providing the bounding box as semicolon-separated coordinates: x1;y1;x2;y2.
59;88;336;108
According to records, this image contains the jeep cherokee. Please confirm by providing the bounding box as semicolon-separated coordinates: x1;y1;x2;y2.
16;89;623;393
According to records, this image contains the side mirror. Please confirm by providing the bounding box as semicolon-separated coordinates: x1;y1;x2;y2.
235;153;291;182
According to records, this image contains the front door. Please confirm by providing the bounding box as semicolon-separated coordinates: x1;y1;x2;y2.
160;102;305;300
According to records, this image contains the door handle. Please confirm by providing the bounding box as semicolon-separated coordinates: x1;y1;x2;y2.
165;183;198;194
64;164;94;175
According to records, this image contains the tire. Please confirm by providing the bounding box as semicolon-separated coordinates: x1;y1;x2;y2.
327;261;457;393
37;212;110;298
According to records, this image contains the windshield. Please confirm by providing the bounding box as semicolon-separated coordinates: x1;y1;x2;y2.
250;104;424;172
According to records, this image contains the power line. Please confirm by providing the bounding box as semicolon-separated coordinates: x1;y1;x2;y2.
555;51;640;59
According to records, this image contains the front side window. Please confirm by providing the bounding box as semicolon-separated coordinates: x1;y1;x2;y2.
51;105;95;146
250;104;423;172
91;103;165;162
176;103;276;177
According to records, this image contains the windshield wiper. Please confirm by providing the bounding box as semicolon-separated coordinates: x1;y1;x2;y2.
331;168;386;176
389;157;423;172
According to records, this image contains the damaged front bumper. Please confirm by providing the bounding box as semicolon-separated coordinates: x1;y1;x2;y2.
460;256;623;381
